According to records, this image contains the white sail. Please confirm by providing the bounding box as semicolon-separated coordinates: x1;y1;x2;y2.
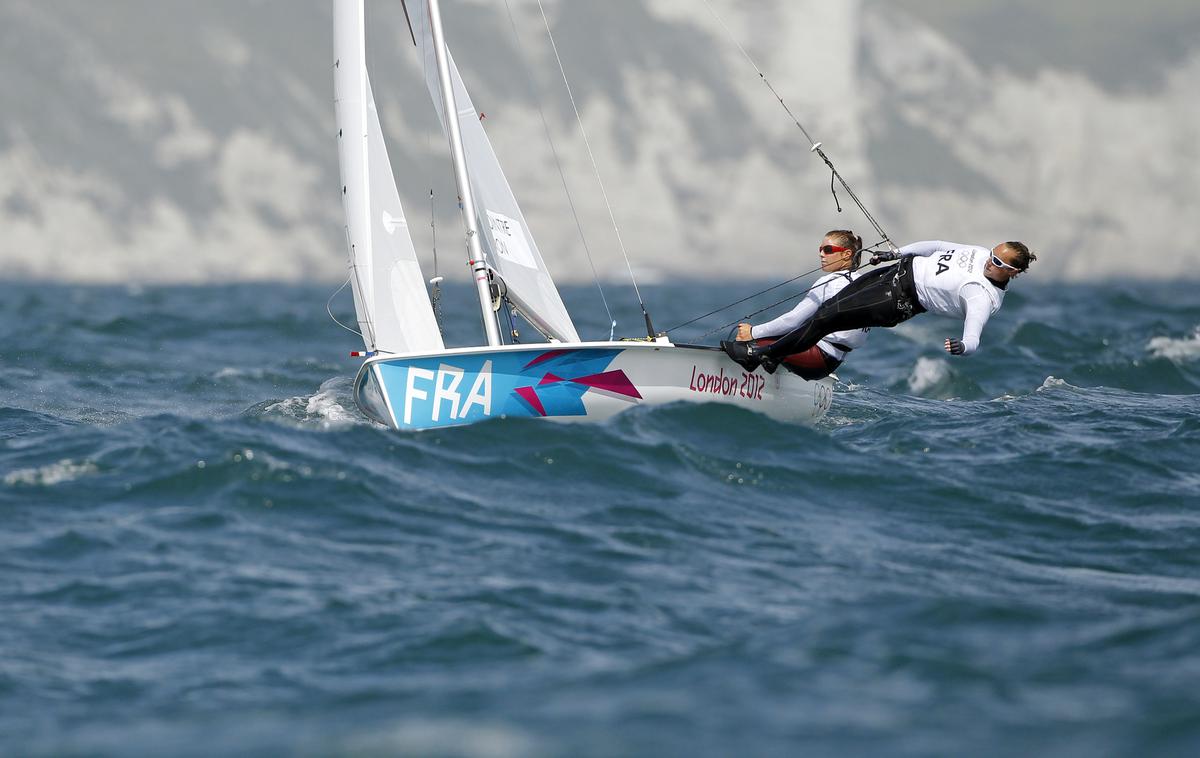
334;0;444;354
407;2;580;343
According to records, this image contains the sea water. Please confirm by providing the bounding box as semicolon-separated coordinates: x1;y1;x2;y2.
2;279;1199;757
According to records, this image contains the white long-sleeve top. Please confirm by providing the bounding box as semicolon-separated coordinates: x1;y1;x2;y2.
750;270;869;361
900;240;1006;356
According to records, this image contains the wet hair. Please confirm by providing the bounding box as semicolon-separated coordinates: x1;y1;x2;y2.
1002;241;1037;272
824;229;863;269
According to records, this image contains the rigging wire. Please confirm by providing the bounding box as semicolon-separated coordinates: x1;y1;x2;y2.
665;263;825;335
535;0;658;339
694;275;855;341
414;5;450;337
502;0;617;342
695;249;894;340
429;189;445;332
326;274;364;338
696;281;834;341
503;298;521;343
430;189;438;275
669;238;893;340
700;0;897;253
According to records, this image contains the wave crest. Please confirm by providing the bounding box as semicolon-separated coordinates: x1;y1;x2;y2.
1147;327;1200;362
253;377;367;428
5;458;98;487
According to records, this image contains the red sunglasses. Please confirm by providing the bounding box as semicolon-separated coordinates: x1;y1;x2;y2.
819;244;851;255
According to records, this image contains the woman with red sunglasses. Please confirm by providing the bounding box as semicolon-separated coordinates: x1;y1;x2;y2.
727;229;869;380
723;239;1037;374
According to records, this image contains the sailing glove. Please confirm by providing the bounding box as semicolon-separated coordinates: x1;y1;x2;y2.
945;338;965;355
869;251;900;265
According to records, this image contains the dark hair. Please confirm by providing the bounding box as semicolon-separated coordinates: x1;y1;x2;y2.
1003;241;1037;271
824;229;863;269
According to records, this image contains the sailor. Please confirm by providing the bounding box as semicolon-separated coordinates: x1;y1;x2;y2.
730;230;870;380
723;240;1036;373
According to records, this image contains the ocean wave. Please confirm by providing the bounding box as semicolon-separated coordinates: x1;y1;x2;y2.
342;718;544;758
1147;327;1200;362
1037;375;1074;391
902;355;984;399
0;407;73;441
4;458;99;487
252;377;367;429
5;280;1200;757
213;366;265;380
907;356;951;395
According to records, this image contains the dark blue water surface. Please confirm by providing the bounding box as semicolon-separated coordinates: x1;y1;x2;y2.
3;279;1199;757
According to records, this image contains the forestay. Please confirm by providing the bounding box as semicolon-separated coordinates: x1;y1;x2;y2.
334;0;444;354
406;2;580;343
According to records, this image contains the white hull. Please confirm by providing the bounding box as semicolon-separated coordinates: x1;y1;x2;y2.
353;341;833;430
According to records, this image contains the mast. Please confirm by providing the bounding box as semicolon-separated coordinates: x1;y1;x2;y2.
335;0;377;349
426;0;502;347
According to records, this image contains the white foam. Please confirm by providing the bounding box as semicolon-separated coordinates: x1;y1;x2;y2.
304;386;358;423
214;366;264;380
906;356;950;395
5;459;98;487
818;414;863;428
344;718;542;758
1147;327;1200;362
262;377;364;428
1037;375;1074;391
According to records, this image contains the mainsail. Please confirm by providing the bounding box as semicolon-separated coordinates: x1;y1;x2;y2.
333;0;444;354
406;2;581;343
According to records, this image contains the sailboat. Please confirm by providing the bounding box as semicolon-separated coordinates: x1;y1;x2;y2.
332;0;834;430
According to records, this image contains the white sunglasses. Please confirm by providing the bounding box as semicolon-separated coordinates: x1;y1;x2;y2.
989;253;1020;272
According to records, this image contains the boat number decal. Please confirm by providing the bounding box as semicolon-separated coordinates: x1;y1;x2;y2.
404;361;493;425
378;348;631;428
487;210;537;268
689;366;764;400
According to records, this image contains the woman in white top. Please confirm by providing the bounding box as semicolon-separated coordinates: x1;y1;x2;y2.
728;229;869;380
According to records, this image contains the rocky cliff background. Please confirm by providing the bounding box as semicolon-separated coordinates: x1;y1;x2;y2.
1;0;1197;285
